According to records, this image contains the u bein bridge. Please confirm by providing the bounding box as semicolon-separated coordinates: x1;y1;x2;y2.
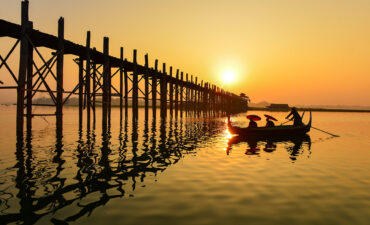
0;0;249;135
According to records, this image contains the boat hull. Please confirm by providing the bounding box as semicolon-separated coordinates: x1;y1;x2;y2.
227;112;312;137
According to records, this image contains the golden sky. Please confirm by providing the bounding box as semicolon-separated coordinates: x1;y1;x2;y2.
1;0;369;106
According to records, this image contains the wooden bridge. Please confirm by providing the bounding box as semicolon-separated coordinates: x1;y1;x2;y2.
0;0;249;135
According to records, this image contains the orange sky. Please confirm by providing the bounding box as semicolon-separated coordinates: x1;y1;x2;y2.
1;0;369;106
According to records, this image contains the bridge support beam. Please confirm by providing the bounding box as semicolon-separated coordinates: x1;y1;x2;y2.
102;37;109;133
86;31;91;130
152;60;158;119
160;63;167;119
132;49;138;120
144;54;149;120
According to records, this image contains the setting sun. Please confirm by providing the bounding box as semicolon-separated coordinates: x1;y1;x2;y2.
221;69;237;84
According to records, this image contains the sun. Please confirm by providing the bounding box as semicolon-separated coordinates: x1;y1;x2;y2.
221;69;237;84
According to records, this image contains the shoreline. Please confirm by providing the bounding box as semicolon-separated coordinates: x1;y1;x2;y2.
247;107;370;113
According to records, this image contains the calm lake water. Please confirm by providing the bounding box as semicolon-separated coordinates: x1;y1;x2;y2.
0;106;369;225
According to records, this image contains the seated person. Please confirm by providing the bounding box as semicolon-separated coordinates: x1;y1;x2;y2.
248;119;257;128
266;118;275;127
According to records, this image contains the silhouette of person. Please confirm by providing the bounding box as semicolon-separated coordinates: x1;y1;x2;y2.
286;107;303;126
265;118;275;127
248;119;257;128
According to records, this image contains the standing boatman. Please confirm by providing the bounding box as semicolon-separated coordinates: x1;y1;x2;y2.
286;107;303;126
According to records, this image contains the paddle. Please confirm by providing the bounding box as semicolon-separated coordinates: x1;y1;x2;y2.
280;119;292;125
312;126;340;137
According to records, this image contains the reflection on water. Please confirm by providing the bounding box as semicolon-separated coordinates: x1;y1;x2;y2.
226;134;311;160
1;108;370;225
0;116;225;224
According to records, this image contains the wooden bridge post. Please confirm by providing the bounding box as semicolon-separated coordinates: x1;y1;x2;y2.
78;56;83;128
160;63;167;119
56;17;64;131
108;64;112;127
180;72;184;117
221;89;224;115
132;49;138;120
190;75;194;115
212;85;216;116
144;54;149;120
175;69;179;118
86;31;91;130
195;77;198;114
185;73;189;115
92;61;96;125
174;69;179;118
26;22;33;131
169;66;173;117
152;59;158;118
17;0;30;134
119;47;124;123
102;37;109;132
204;83;208;116
124;56;128;117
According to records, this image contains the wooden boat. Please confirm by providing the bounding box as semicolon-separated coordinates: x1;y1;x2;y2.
227;111;312;137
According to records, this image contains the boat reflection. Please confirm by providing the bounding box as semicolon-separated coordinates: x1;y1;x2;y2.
226;131;311;159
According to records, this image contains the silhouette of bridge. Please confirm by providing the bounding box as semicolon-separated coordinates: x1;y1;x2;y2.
0;0;248;135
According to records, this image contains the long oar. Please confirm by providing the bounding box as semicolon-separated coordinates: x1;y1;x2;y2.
281;119;292;125
312;126;339;137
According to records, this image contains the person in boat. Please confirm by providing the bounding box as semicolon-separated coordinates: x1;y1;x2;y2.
264;115;277;127
265;118;274;127
286;107;303;126
248;119;257;128
247;115;260;128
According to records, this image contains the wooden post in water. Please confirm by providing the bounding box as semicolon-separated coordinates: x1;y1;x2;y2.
92;62;96;125
132;49;138;120
108;65;112;127
56;17;64;132
78;56;83;128
152;59;158;118
175;69;179;118
119;47;124;123
85;31;91;129
17;0;30;134
144;54;149;120
185;73;189;115
160;63;167;119
180;72;184;117
26;22;33;130
124;58;128;117
199;80;203;116
102;37;109;132
194;77;198;114
169;66;173;117
190;75;194;115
